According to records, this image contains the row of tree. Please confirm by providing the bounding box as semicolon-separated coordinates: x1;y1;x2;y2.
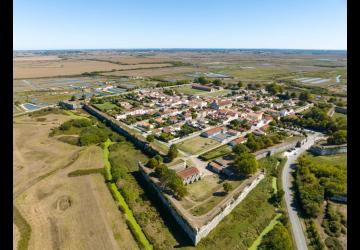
295;155;347;218
281;104;347;136
149;159;187;199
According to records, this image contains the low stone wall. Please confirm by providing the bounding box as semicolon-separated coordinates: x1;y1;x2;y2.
254;137;304;160
309;144;347;156
139;163;265;245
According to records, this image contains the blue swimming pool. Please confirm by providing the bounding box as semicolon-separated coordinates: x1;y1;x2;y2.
23;103;41;111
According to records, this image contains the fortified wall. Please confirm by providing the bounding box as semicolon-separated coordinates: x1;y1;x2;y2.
254;137;305;160
309;143;347;156
139;163;265;245
83;104;161;157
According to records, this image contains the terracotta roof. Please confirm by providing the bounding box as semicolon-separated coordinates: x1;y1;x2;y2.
232;136;246;144
204;126;224;136
209;161;223;170
218;100;232;106
176;167;200;179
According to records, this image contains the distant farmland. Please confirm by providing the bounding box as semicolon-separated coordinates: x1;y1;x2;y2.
13;58;172;79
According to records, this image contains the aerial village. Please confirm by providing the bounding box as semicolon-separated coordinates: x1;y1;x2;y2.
58;79;314;244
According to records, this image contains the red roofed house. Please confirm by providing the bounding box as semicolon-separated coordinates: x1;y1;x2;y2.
229;136;247;147
208;161;224;173
247;111;263;121
210;100;232;110
201;126;226;138
176;167;202;185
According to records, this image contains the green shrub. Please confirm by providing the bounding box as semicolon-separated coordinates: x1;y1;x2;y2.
325;237;343;250
67;168;103;177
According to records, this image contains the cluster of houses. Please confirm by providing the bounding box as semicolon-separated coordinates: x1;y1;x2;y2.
93;83;313;143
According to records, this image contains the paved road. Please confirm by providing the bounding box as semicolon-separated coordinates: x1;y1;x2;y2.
282;131;324;250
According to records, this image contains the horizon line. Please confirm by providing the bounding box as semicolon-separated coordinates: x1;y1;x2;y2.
13;47;347;52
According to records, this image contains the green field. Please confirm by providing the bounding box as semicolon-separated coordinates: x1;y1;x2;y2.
332;112;347;120
199;144;232;160
93;102;119;112
176;136;219;155
180;157;280;249
175;86;208;95
303;152;347;168
64;109;90;120
109;141;149;171
248;213;282;250
199;89;231;97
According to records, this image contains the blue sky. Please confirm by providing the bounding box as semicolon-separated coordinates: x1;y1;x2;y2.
13;0;347;50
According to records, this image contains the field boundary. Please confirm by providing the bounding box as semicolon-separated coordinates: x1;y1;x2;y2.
103;139;153;250
13;205;31;250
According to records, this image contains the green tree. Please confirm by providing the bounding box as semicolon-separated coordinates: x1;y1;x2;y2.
223;182;233;193
327;130;347;145
212;79;224;86
148;157;159;169
168;144;178;161
232;143;249;155
237;81;243;88
258;223;292;250
146;134;155;142
245;134;260;152
70;95;76;101
233;152;258;176
299;91;311;101
195;76;209;85
290;92;297;98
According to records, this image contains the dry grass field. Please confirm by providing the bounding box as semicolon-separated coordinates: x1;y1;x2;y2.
13;113;138;250
13;57;172;79
102;66;197;77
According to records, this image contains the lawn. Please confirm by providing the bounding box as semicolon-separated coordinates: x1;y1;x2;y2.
176;136;219;155
109;141;149;171
304;152;347;168
190;196;225;216
64;109;90;120
93;102;119;112
199;145;232;160
332;112;347;120
187;162;277;249
186;175;221;202
188;177;245;216
182;157;280;249
150;139;169;155
175;86;209;95
199;89;231;97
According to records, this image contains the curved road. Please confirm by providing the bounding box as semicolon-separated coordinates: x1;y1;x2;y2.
282;131;324;250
